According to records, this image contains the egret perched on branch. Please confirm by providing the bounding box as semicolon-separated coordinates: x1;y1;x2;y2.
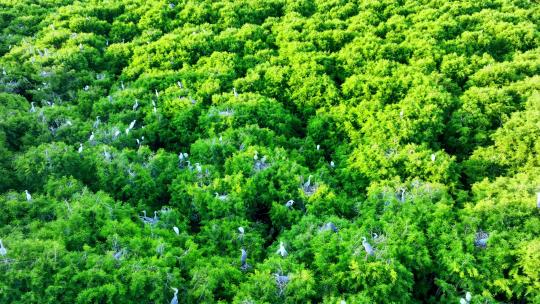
93;116;100;129
430;153;436;162
276;242;288;257
238;227;245;235
0;240;6;256
30;102;36;113
474;231;489;248
215;192;228;201
132;100;139;111
460;291;472;304
320;222;338;233
88;132;94;142
25;190;32;201
240;249;248;269
361;237;374;258
78;143;83;153
536;192;540;209
173;226;180;235
285;200;294;208
170;287;178;304
233;87;238;97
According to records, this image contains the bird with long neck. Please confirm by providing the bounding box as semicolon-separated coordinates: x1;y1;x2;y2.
361;237;374;258
170;287;178;304
0;239;6;256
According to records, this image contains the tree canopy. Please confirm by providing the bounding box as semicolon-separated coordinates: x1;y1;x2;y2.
0;0;539;303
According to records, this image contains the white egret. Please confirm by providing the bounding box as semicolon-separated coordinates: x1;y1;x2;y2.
276;242;288;257
215;192;228;201
93;116;100;129
474;231;489;248
285;200;294;208
320;222;338;233
0;240;6;256
240;249;248;269
361;237;375;258
132;100;139;111
30;102;36;112
25;190;32;201
89;132;94;142
173;226;180;235
170;287;178;304
78;143;83;153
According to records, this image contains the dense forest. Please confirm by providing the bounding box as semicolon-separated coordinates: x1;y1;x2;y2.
0;0;539;303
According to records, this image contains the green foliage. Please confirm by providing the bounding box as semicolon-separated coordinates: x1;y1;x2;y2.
1;0;539;302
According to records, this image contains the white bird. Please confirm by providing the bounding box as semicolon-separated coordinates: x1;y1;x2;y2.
240;249;247;267
132;100;139;111
304;175;312;189
177;81;183;89
536;192;540;209
0;239;6;256
274;273;289;285
276;242;288;257
320;222;338;233
78;143;83;153
466;292;472;302
173;226;180;235
170;287;178;304
431;154;436;162
89;132;94;142
102;147;111;161
361;237;374;257
93;116;100;129
155;89;159;98
233;87;238;97
330;161;335;168
114;130;121;138
238;227;245;235
316;144;320;150
30;102;36;112
460;299;467;304
285;200;294;208
129;120;136;130
25;190;32;202
215;192;228;201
